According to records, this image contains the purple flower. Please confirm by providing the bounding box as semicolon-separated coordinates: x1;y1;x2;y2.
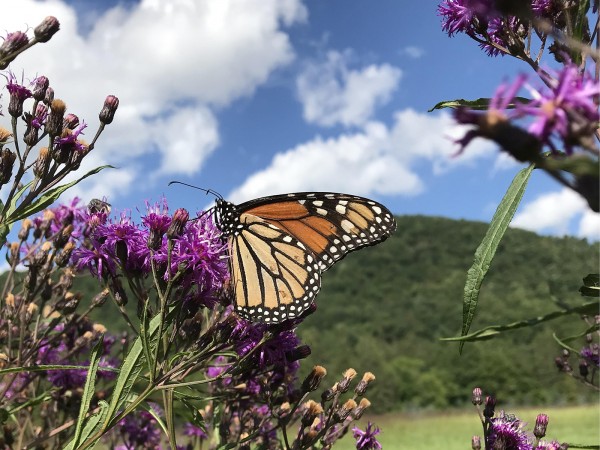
183;422;207;439
580;345;599;367
54;121;88;153
534;441;562;450
438;0;499;36
47;366;87;389
119;410;162;449
516;65;600;151
352;422;382;450
487;414;533;450
233;322;301;370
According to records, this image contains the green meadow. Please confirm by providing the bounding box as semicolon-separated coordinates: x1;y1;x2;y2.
333;405;600;449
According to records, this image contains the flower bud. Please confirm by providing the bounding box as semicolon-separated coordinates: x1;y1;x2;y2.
337;368;357;393
0;149;16;185
352;397;371;419
34;16;60;43
92;288;110;308
301;400;323;427
43;86;54;105
579;360;589;378
32;76;49;101
54;224;74;249
18;219;32;241
55;241;75;267
63;113;79;130
7;78;31;118
302;365;327;393
471;435;481;450
99;95;119;125
9;242;19;265
534;414;549;439
321;383;337;402
167;208;189;239
472;387;483;405
46;99;66;137
0;127;12;146
355;372;376;396
285;344;311;362
483;395;496;418
0;32;29;64
334;399;356;422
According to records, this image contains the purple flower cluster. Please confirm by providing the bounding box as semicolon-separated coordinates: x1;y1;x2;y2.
72;198;228;306
454;64;600;155
118;409;162;449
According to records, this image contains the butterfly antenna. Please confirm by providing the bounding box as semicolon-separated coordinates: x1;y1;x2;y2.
168;181;224;200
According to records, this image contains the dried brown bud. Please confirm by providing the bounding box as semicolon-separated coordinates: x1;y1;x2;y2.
337;368;357;393
40;279;52;301
352;398;371;419
0;353;8;370
93;323;107;334
301;400;323;427
55;241;75;267
92;288;110;307
99;95;119;124
9;242;19;265
334;399;356;422
302;365;327;393
483;395;496;418
5;293;15;308
0;149;16;185
34;16;60;43
0;127;12;145
46;99;66;136
472;435;481;450
355;371;375;396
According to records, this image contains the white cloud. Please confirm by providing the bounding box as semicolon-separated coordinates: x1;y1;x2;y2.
296;50;402;127
578;210;600;240
512;188;599;239
228;109;496;203
399;46;424;59
0;0;307;198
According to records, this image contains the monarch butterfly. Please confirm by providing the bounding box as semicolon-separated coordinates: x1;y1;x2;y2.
211;191;396;324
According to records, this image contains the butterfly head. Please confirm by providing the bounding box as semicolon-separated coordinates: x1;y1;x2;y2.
214;199;241;236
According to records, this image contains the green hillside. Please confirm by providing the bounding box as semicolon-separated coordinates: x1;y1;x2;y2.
296;215;598;412
73;215;598;412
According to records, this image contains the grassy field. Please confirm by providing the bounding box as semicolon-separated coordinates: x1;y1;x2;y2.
333;405;599;449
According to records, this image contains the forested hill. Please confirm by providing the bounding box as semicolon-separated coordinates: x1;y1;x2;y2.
297;215;598;412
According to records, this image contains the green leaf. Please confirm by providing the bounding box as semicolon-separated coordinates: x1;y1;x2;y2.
580;274;599;297
460;164;535;352
0;363;117;376
0;409;8;425
63;401;109;450
103;313;161;430
71;336;104;448
7;165;113;223
4;180;34;218
443;300;598;342
428;97;529;112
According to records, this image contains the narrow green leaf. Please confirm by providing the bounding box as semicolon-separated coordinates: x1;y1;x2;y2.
443;300;598;342
7;165;113;223
63;401;109;450
580;274;599;297
71;336;104;448
428;97;529;112
460;164;535;352
103;313;161;429
0;363;117;376
143;402;169;438
4;180;34;218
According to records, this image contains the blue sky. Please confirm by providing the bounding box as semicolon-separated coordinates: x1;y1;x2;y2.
2;0;598;239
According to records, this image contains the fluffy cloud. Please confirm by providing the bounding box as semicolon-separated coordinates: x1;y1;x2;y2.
1;0;306;200
512;188;599;240
228;109;496;203
399;46;425;59
296;50;402;127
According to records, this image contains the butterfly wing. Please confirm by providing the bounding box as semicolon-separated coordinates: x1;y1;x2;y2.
239;192;396;271
228;214;321;323
222;192;396;323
